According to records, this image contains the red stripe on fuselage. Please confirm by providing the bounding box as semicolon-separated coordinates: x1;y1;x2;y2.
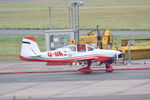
20;56;112;63
20;56;76;63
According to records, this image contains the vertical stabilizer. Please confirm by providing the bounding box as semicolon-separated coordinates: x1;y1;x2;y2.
20;36;41;60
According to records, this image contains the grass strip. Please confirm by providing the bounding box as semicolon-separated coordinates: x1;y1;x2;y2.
0;0;150;30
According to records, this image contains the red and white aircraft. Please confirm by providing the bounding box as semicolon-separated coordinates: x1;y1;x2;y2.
20;36;122;73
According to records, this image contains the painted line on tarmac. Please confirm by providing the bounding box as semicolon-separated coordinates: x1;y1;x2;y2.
0;67;150;75
93;67;150;71
0;70;77;75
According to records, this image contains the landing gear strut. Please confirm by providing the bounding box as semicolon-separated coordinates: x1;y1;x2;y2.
78;61;92;73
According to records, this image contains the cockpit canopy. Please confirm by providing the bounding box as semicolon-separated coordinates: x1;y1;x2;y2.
62;44;95;52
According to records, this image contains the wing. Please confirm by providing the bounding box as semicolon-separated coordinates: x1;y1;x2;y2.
73;56;98;63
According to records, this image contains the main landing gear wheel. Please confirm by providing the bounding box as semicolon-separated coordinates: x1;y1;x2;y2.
78;61;92;74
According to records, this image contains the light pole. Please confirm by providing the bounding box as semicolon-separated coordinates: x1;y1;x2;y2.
70;1;83;45
48;7;52;28
128;40;134;65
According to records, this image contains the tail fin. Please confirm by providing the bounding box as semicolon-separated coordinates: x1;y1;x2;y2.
20;36;41;60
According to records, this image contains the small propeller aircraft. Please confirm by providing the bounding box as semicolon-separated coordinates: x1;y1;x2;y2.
20;36;122;73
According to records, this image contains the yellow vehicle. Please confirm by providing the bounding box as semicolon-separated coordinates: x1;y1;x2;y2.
79;29;113;49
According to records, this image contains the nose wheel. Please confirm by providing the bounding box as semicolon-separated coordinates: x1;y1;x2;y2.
104;62;114;72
